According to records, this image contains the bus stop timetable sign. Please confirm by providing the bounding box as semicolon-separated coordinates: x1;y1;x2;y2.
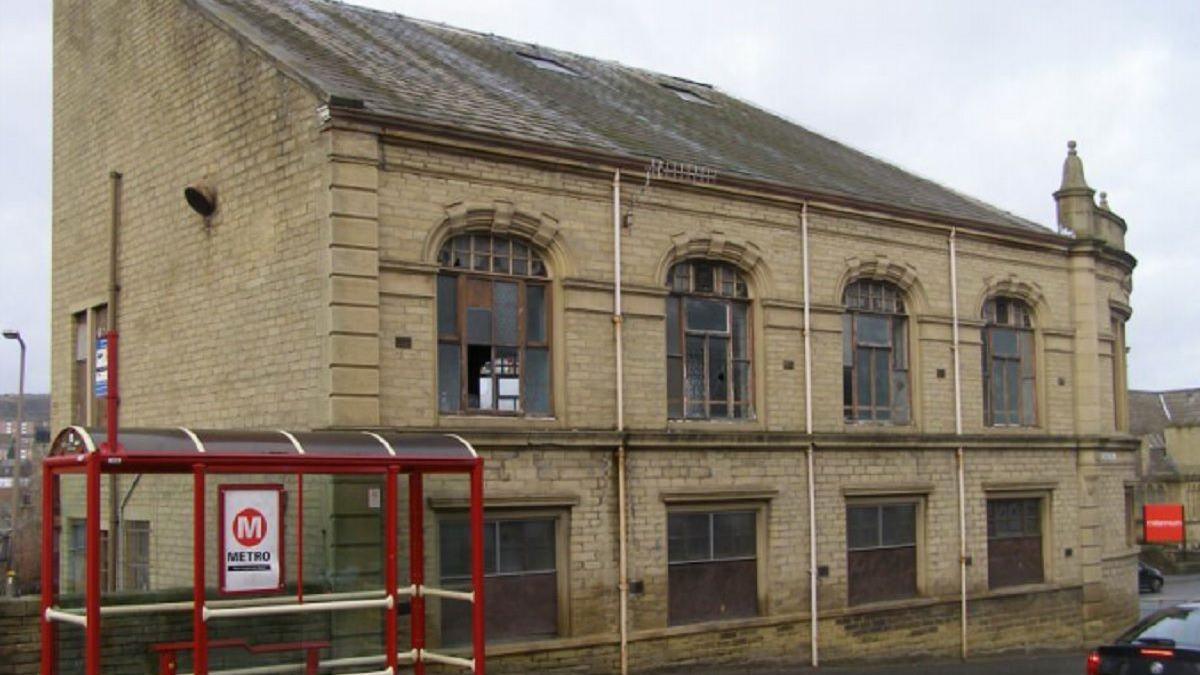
219;484;284;594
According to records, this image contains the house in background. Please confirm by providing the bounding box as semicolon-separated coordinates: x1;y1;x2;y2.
50;0;1139;672
1132;389;1200;546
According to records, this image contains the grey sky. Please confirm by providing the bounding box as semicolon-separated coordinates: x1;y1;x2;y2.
2;1;1197;396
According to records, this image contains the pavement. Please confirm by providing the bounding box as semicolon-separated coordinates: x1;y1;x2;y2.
641;575;1200;675
645;651;1085;674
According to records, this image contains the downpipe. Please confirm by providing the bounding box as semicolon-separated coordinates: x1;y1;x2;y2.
802;202;819;667
612;169;630;675
949;227;968;659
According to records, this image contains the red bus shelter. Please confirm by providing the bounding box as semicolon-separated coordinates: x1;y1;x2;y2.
41;425;486;675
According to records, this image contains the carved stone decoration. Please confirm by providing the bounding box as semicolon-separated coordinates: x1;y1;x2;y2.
837;254;928;312
977;273;1049;322
425;200;575;277
656;230;770;296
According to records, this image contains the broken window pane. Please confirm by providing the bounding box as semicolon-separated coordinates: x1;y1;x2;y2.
468;345;491;409
495;347;520;411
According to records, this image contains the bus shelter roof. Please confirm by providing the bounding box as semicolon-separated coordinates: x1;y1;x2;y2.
49;426;477;470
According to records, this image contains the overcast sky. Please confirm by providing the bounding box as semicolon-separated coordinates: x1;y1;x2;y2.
2;1;1198;397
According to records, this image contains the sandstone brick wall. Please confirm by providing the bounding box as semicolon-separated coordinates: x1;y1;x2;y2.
52;0;326;433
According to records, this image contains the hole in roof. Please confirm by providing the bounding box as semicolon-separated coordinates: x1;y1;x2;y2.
517;52;578;76
660;82;712;105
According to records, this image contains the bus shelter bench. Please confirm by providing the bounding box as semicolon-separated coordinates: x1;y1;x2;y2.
151;638;330;675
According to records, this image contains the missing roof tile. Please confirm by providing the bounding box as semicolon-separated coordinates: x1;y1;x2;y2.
517;52;578;76
660;82;712;105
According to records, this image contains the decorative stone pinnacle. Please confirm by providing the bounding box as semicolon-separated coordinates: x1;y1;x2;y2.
1059;139;1089;191
1099;192;1110;210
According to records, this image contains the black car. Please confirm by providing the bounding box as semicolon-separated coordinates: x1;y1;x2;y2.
1089;603;1200;674
1141;561;1165;593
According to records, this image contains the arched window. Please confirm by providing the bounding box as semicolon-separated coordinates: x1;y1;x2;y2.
842;279;910;423
982;297;1035;426
665;260;752;420
437;234;550;415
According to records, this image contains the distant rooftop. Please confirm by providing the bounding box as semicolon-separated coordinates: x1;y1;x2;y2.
1130;388;1200;450
195;0;1049;234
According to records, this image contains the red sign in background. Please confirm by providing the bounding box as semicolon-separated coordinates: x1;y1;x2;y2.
1144;503;1186;544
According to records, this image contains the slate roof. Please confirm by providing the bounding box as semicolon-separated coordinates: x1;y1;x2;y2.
1131;388;1200;443
195;0;1050;234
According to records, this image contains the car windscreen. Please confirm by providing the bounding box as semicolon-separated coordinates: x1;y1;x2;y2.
1122;607;1200;648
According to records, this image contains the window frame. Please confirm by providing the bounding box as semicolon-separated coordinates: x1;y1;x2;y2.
433;507;571;647
71;304;109;427
665;501;766;626
437;234;552;417
985;492;1049;590
981;296;1037;427
844;496;924;606
665;260;754;421
1111;312;1129;431
67;519;110;594
121;519;151;591
842;280;911;424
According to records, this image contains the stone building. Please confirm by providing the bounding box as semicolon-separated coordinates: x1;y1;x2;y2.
50;0;1139;671
1131;388;1200;546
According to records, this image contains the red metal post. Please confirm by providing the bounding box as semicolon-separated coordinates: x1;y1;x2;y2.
40;467;58;675
105;331;118;453
385;468;399;671
296;473;304;604
192;464;208;675
84;453;101;675
409;472;425;675
470;459;485;675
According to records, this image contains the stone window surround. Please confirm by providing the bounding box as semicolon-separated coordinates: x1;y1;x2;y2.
660;489;773;625
429;496;575;648
983;486;1056;590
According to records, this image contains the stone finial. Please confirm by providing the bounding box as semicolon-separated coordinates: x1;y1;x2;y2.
1060;140;1090;191
1099;191;1110;210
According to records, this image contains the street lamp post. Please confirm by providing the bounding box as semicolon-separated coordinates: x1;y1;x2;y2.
3;329;26;584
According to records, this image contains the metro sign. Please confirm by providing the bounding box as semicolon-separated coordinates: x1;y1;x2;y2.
1144;503;1186;545
219;485;284;594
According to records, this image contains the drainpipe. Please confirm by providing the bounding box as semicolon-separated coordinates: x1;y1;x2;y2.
612;169;629;675
107;171;122;590
949;228;968;659
801;203;819;667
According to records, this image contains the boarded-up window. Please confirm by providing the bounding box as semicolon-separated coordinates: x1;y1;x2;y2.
437;235;550;416
842;280;909;423
846;502;918;605
986;497;1044;588
667;509;758;625
439;516;558;645
982;297;1036;426
666;261;752;420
